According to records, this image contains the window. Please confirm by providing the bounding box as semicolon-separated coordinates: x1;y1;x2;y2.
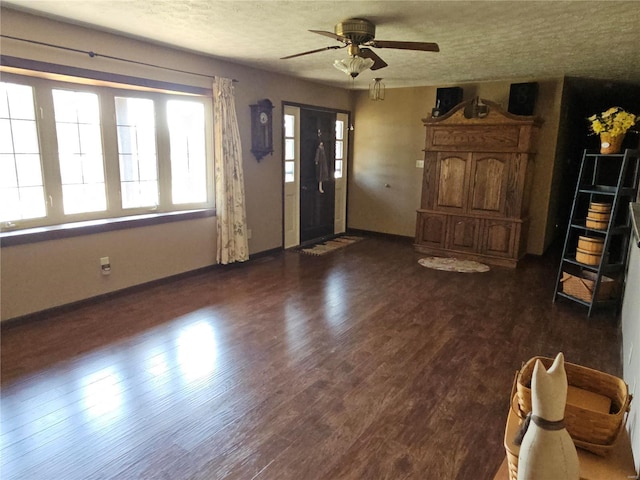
284;113;295;183
0;74;213;231
115;97;158;209
167;100;207;204
0;82;46;222
53;89;107;214
334;119;344;179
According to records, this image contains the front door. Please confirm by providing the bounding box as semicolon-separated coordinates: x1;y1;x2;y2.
299;109;336;243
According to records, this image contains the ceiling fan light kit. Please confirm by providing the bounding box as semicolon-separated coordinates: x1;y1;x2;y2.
282;17;439;78
333;56;374;78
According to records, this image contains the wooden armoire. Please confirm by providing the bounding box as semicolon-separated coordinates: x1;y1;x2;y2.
415;98;542;268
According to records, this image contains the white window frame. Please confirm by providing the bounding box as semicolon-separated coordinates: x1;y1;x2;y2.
0;72;214;232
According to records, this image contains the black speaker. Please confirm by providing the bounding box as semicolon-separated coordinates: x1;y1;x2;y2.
508;82;538;116
434;87;463;116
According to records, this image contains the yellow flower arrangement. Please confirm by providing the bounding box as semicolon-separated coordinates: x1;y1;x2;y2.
588;107;637;136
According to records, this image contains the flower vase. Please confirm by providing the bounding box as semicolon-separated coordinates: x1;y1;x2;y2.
599;132;625;154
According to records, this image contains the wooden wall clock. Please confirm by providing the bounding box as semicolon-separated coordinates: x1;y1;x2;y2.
250;99;274;161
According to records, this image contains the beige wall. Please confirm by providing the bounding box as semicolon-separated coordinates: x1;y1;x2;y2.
0;8;351;320
1;218;217;320
348;79;564;255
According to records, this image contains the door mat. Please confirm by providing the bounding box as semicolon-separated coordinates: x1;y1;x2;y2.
297;236;364;256
418;256;490;273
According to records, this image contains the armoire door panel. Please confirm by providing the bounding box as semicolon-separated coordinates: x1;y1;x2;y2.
469;153;510;216
416;212;447;248
482;220;518;258
436;153;469;211
447;216;479;252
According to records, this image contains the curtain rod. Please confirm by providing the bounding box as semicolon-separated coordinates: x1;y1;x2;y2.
0;34;238;83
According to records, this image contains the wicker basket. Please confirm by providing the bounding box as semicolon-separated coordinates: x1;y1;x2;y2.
515;356;631;456
561;271;617;302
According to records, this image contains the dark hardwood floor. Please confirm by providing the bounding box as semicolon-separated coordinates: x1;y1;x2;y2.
0;236;622;480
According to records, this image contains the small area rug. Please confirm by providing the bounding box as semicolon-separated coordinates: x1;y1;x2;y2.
298;236;363;256
418;256;490;273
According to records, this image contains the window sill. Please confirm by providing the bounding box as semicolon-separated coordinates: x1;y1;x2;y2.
0;209;216;248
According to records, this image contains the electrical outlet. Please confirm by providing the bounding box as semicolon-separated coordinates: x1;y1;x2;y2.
100;256;111;275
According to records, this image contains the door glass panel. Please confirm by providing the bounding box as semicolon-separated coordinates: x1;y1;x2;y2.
285;139;295;160
285;161;295;183
284;114;294;137
284;114;296;183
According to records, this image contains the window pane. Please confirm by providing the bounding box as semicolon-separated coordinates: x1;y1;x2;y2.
167;100;206;204
0;82;46;221
58;154;83;184
0;188;20;222
119;154;137;182
0;154;17;188
62;184;106;214
55;123;81;154
138;154;157;181
335;120;344;140
53;89;106;214
0;85;9;118
52;90;79;122
115;97;158;209
285;139;295;160
15;154;44;186
79;124;103;154
10;120;40;153
335;140;343;160
0;119;13;153
76;92;101;124
3;82;36;120
284;161;294;183
284;114;294;138
18;186;46;218
334;159;343;179
82;154;105;184
139;180;159;206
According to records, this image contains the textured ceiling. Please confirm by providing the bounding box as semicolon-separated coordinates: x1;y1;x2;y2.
4;1;640;89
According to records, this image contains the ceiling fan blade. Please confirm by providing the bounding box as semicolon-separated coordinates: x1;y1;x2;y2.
281;45;344;60
359;48;388;71
309;29;349;43
369;40;440;52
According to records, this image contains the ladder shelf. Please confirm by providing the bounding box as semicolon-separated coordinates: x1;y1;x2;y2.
553;149;640;316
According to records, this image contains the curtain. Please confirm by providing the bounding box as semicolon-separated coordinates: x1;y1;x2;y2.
213;77;249;264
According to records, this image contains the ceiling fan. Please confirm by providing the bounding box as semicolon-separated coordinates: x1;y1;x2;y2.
281;18;440;77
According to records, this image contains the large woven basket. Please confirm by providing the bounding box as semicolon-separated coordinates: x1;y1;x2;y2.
515;356;631;456
561;271;617;302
